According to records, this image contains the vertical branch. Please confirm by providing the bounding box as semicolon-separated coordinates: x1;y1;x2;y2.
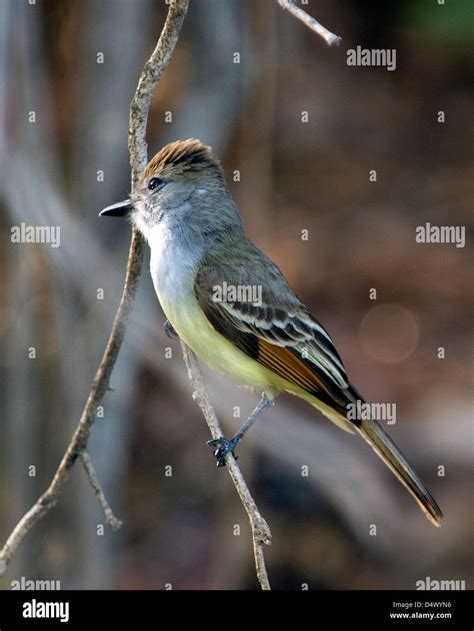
181;343;272;590
0;0;189;578
128;0;189;186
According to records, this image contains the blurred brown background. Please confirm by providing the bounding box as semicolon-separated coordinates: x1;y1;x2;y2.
0;0;472;590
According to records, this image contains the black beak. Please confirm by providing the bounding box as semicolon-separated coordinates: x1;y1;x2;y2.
99;199;133;218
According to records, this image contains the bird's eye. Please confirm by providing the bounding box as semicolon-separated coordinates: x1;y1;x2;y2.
148;177;164;191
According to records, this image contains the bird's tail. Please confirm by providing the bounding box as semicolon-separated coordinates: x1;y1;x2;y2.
355;417;443;527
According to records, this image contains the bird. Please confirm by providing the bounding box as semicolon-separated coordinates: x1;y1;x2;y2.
100;138;443;527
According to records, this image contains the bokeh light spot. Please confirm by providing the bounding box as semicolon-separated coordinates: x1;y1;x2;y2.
359;304;420;364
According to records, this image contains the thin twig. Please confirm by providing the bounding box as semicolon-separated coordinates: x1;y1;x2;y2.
276;0;342;46
79;450;123;531
128;0;189;186
0;0;189;578
181;343;272;590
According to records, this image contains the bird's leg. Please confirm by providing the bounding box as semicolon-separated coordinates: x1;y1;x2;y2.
164;319;177;338
208;393;275;467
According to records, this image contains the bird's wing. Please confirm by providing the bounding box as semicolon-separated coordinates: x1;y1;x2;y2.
194;241;444;525
194;241;361;419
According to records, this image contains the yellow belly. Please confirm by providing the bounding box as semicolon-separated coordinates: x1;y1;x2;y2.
159;287;354;432
160;290;285;396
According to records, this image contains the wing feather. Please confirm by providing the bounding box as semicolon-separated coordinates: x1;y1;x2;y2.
194;240;360;420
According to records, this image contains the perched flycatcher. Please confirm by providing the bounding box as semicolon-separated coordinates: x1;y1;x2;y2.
100;139;442;527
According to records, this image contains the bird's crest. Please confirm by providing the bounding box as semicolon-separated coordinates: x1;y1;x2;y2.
143;139;222;179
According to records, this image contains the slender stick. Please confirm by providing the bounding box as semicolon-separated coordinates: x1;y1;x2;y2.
128;0;189;185
79;450;123;531
181;343;272;590
276;0;342;46
0;0;189;578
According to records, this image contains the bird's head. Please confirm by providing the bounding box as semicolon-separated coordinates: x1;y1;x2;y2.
99;139;238;242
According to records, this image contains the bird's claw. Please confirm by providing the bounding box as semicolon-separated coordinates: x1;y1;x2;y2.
207;436;240;467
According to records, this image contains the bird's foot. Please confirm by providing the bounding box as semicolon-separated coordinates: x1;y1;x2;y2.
164;320;177;338
207;435;242;467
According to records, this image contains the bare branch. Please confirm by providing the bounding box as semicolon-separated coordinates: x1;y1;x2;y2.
276;0;342;46
128;0;189;186
79;450;123;531
181;343;272;590
0;0;189;578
